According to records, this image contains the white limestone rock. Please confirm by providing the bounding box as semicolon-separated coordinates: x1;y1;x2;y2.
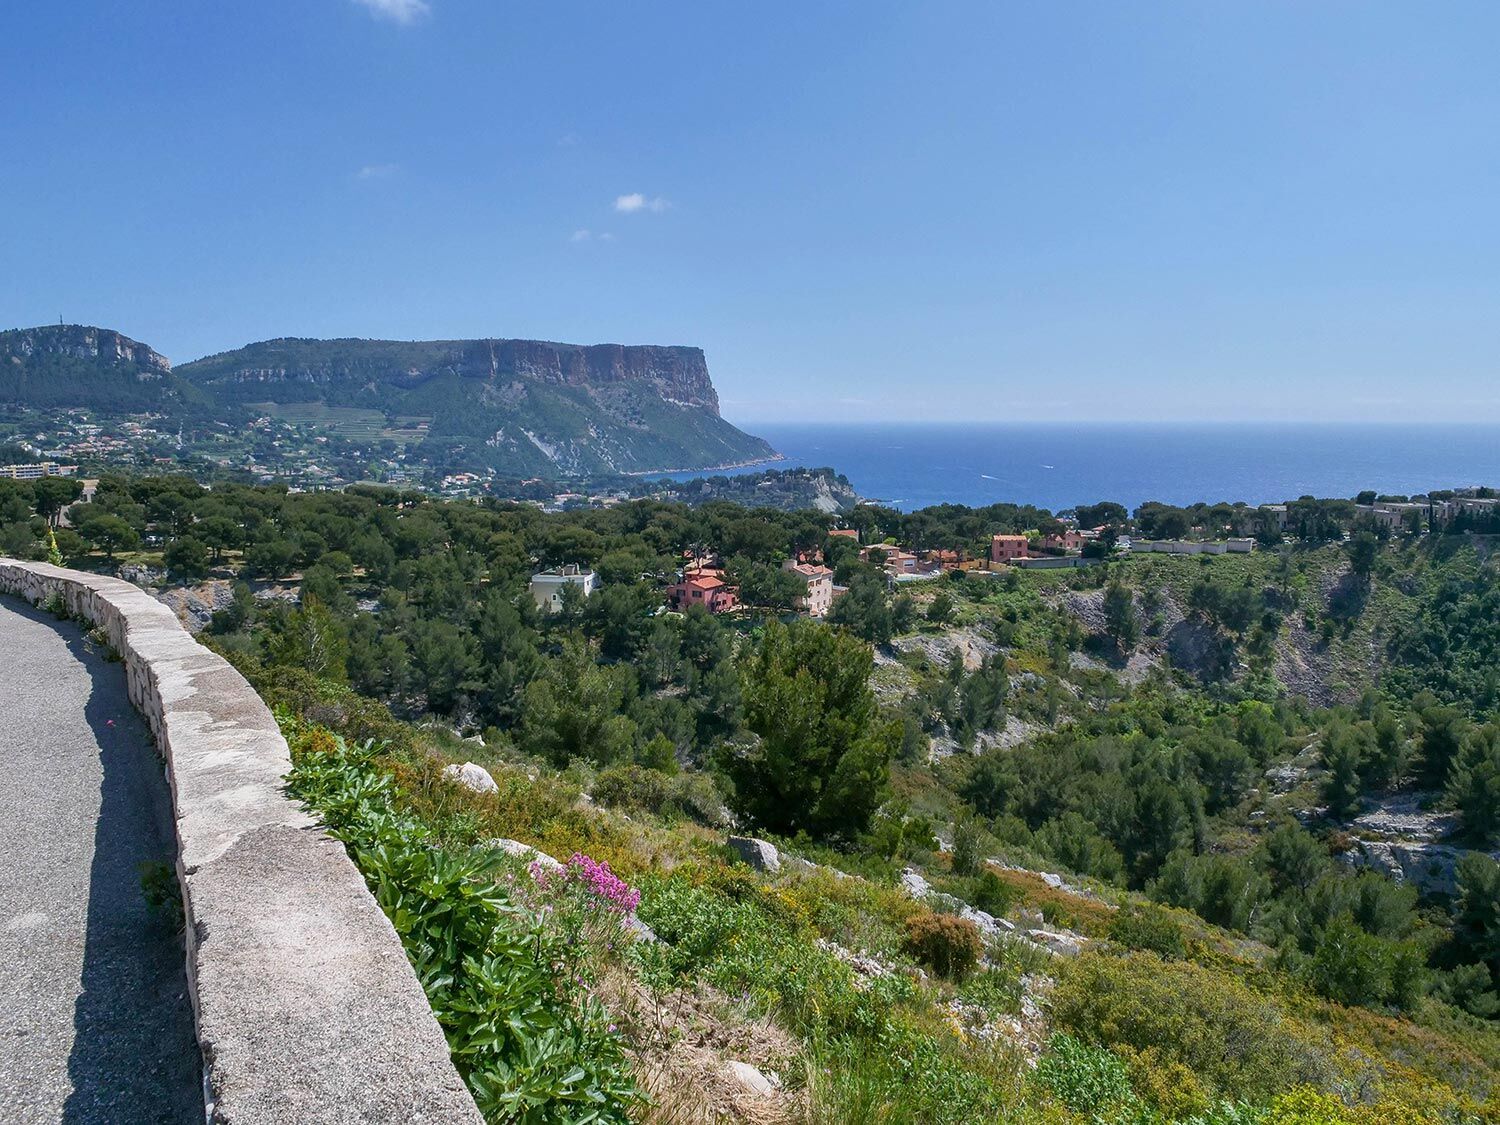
622;915;659;944
900;867;933;898
961;905;1014;935
486;838;564;872
724;1060;780;1098
443;762;498;795
727;835;781;873
1024;927;1086;957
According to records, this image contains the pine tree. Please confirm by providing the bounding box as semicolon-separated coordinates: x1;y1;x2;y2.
1321;723;1364;820
1447;724;1500;843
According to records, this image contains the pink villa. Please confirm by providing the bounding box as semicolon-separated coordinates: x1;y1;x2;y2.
990;534;1030;564
1042;530;1086;552
782;559;835;616
668;567;739;614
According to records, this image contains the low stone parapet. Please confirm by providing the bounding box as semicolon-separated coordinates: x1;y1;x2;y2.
0;560;481;1124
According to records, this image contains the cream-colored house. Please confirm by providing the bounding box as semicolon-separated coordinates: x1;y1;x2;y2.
529;565;598;612
782;559;834;617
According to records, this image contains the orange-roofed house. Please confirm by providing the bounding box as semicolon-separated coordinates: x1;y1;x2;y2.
828;528;860;542
668;568;739;614
990;534;1030;565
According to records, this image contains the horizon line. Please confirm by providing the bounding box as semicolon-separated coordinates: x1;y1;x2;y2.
729;417;1500;428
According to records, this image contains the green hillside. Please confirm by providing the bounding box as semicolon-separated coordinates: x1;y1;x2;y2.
180;334;778;475
8;475;1499;1123
0;325;207;412
0;326;777;478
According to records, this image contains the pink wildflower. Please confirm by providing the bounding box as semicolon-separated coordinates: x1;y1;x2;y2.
566;853;641;914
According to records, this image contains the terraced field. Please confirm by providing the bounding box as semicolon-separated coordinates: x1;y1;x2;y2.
250;403;430;442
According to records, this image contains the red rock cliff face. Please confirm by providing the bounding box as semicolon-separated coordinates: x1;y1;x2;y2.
0;325;172;378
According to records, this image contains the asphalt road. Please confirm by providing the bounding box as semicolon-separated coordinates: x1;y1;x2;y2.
0;596;202;1124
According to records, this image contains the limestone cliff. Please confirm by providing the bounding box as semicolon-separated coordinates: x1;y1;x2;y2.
0;325;196;409
1;324;172;379
179;337;722;413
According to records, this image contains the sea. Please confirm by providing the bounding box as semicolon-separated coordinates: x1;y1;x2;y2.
680;423;1500;513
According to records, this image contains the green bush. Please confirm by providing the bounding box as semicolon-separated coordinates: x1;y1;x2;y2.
591;763;670;813
285;725;639;1123
1109;905;1189;960
1033;1032;1135;1113
950;813;983;876
1050;952;1333;1105
970;869;1016;918
1305;916;1425;1010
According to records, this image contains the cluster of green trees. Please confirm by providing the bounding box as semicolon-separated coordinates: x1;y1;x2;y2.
7;475;900;842
961;693;1288;887
9;469;1500;1030
1319;694;1500;841
0;475;84;556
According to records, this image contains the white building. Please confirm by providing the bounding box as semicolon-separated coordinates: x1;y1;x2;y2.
0;461;77;481
529;565;598;612
1258;504;1289;532
1356;503;1426;532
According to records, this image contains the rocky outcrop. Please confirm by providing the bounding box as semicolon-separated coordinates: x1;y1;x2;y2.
899;865;1094;958
0;324;171;377
180;336;722;412
1338;839;1477;896
723;1060;781;1098
157;579;237;633
728;835;782;873
1336;791;1496;896
487;837;564;873
442;761;499;795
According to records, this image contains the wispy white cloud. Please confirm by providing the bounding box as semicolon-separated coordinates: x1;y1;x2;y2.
356;163;400;180
614;192;669;214
557;132;580;148
352;0;430;25
570;229;615;244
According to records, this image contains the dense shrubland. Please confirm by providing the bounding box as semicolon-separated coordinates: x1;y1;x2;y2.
4;472;1500;1119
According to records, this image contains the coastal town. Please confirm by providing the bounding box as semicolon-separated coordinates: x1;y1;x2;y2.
0;407;857;511
522;487;1500;620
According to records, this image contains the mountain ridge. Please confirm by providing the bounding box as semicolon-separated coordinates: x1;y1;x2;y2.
0;324;206;410
177;336;725;413
0;324;777;478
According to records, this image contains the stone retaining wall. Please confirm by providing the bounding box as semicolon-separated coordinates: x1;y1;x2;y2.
0;560;482;1125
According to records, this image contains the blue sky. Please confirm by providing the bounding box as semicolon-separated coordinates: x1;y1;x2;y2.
3;2;1499;424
